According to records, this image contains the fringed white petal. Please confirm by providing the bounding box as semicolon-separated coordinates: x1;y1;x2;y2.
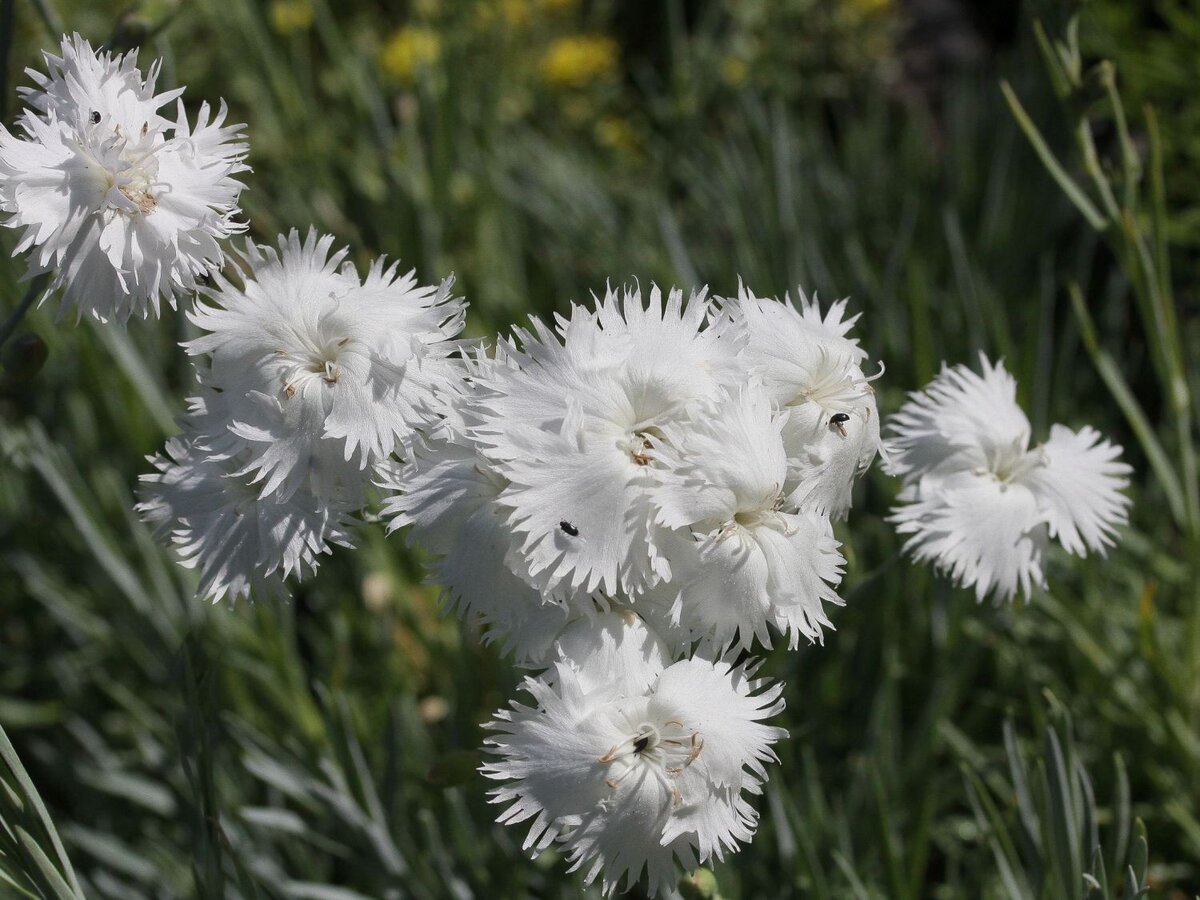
891;470;1047;601
1018;424;1131;557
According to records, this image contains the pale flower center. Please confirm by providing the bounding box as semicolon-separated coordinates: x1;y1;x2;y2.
981;443;1046;485
115;172;158;214
619;430;656;466
597;719;704;807
278;333;351;399
83;119;164;217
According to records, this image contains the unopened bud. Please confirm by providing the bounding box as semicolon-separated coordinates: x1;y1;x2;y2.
679;867;722;900
1072;60;1115;112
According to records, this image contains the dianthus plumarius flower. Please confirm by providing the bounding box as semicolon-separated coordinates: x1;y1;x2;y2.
550;609;670;695
137;428;356;604
384;281;878;660
0;33;249;323
482;652;786;897
141;227;462;602
467;283;742;600
187;228;464;502
653;387;846;650
720;283;883;519
379;423;571;664
886;354;1131;601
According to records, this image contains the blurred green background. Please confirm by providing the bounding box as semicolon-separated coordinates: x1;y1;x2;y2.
1;0;1198;897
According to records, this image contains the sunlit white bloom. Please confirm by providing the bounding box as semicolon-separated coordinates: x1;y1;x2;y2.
724;282;867;374
188;229;463;500
627;574;702;658
722;285;881;518
653;388;845;649
482;657;785;897
551;609;670;695
380;431;570;664
470;284;740;599
0;33;248;322
887;356;1131;601
137;430;356;603
672;513;845;651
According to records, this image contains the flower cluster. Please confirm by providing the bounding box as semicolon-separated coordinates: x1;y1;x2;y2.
3;32;1137;900
0;34;249;322
886;355;1131;601
139;230;463;602
383;282;883;892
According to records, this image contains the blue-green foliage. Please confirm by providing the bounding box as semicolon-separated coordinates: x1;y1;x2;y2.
0;1;1195;897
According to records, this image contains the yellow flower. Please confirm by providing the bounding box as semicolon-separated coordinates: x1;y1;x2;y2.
721;56;749;88
842;0;891;18
269;0;314;35
595;116;637;155
380;26;442;83
539;35;618;89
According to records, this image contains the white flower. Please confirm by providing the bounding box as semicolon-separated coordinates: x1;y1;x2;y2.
887;355;1131;601
188;229;463;501
551;609;670;696
721;285;881;518
654;387;845;650
379;432;570;664
0;33;248;322
482;656;786;897
470;284;740;599
137;430;356;603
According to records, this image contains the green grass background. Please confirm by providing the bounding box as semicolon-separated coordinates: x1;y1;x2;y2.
1;0;1198;897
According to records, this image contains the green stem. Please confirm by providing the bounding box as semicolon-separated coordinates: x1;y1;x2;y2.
1145;106;1174;321
1101;64;1141;212
1076;119;1121;222
1000;82;1107;231
1069;283;1187;528
0;280;43;350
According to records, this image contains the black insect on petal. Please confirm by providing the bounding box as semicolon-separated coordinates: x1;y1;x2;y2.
559;521;579;537
830;413;850;425
90;110;101;125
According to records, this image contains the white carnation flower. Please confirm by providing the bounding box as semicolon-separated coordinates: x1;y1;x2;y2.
470;284;740;599
551;609;670;696
722;285;881;518
137;430;355;603
887;355;1131;600
654;388;846;650
0;33;248;322
482;657;785;897
188;229;463;500
379;432;570;664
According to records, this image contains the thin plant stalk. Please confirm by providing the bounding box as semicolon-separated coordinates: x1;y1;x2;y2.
0;281;43;351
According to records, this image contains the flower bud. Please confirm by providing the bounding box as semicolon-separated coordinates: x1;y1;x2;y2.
679;868;722;900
